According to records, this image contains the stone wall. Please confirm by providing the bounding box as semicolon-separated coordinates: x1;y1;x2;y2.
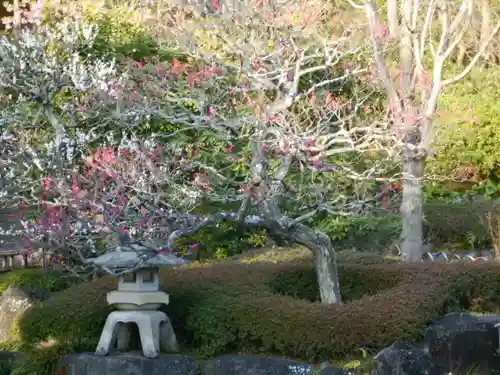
56;313;500;375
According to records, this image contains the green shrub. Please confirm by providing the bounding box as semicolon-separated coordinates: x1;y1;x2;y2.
466;267;500;313
429;67;500;188
336;250;397;265
236;247;313;264
11;338;100;375
40;2;171;62
12;346;61;375
423;199;500;248
176;222;268;261
0;360;12;375
314;199;500;251
235;247;394;266
313;214;401;253
82;8;160;61
19;275;115;349
17;260;500;374
0;268;79;296
268;263;403;302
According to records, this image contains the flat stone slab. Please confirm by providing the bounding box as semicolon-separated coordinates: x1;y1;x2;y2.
199;355;315;375
58;352;351;375
58;352;197;375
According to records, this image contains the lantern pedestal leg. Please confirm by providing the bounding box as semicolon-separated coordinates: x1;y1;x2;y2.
95;316;122;356
95;310;178;358
160;320;180;353
137;317;161;358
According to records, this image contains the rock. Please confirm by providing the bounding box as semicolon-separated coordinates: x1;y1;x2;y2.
0;351;22;361
485;355;500;375
318;364;352;375
199;355;314;375
58;352;197;375
0;285;48;342
424;312;500;373
371;341;442;375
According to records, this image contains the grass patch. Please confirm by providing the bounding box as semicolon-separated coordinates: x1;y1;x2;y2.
227;247;397;265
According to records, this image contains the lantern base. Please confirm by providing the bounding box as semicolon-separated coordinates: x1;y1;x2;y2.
95;310;179;358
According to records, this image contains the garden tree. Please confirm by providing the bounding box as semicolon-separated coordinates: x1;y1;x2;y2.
137;0;398;304
477;0;500;64
0;21;239;275
351;0;500;262
462;0;500;65
383;0;500;65
386;0;399;35
0;22;139;269
0;9;397;303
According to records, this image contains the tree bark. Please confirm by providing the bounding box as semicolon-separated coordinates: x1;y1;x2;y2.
400;151;425;263
289;223;342;304
249;139;342;304
387;0;399;37
480;0;492;60
312;236;342;304
456;42;467;67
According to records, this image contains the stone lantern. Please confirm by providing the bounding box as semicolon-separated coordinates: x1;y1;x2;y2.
87;243;189;358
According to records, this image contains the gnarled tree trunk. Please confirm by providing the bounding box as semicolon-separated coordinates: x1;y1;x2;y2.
288;223;342;304
311;236;342;304
250;135;342;304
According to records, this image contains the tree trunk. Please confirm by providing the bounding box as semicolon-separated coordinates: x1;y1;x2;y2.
400;152;425;263
289;224;342;304
456;42;467;67
313;238;342;304
249;138;341;304
479;0;492;63
387;0;398;37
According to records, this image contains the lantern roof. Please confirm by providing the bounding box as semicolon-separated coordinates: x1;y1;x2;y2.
86;242;189;271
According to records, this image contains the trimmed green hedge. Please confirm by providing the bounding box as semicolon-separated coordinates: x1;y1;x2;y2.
13;260;500;374
0;268;78;296
423;200;500;248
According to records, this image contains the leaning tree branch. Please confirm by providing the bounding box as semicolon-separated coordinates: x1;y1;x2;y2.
166;212;267;252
